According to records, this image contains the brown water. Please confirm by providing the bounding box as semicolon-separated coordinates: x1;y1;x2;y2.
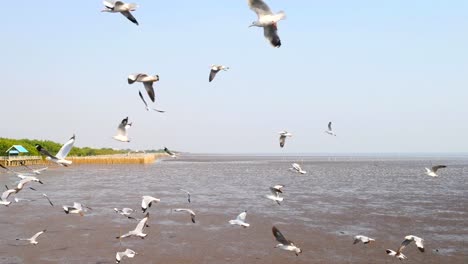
0;155;467;264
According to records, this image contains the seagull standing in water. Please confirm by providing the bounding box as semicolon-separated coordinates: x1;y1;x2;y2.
209;65;229;82
289;163;306;174
16;230;46;245
174;209;196;223
113;117;132;142
128;73;159;102
353;235;375;245
101;0;139;25
229;211;250;227
35;134;75;167
425;165;447;177
325;122;337;136
272;226;302;256
138;91;165;113
116;249;137;263
266;185;284;205
278;131;292;148
116;213;149;239
247;0;285;47
141;196;160;213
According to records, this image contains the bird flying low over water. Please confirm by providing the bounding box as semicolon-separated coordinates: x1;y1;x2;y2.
209;65;229;82
353;235;375;245
113;117;132;142
247;0;285;47
16;230;46;245
266;185;284;205
1;189;15;206
116;212;149;239
229;211;250;227
425;165;447;177
116;249;137;263
63;202;89;216
102;0;139;25
290;163;306;174
114;208;137;219
386;249;407;260
278;131;292;148
272;226;302;256
325;122;337;136
174;208;196;223
42;193;54;207
138;91;165;113
35;135;75;167
141;196;160;213
179;189;191;203
400;235;425;253
128;73;159;102
164;147;177;158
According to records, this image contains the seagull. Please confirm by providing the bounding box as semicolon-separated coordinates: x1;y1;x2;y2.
325;122;336;136
353;235;375;245
179;189;191;203
128;73;159;102
385;249;407;260
247;0;285;47
266;185;284;205
14;197;35;203
278;131;292;148
174;209;196;223
209;65;229;82
116;249;137;263
228;211;250;227
141;196;160;213
425;165;447;177
114;208;137;220
0;189;15;206
16;175;43;185
289;163;306;174
400;235;425;253
272;226;302;256
116;212;149;239
19;161;48;175
113;117;132;142
102;0;139;26
138;91;165;113
16;230;46;245
35;134;75;166
63;202;86;216
164;147;177;158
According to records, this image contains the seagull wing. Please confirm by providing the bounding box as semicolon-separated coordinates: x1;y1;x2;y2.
431;165;446;173
134;213;149;232
1;189;16;201
30;230;46;241
415;238;424;252
269;187;280;196
248;0;273;17
264;25;281;48
56;134;75;159
272;226;290;245
42;194;54;206
397;238;412;254
103;0;115;9
35;145;58;160
328;122;332;131
138;90;149;108
143;82;155;102
209;69;219;82
121;11;139;25
279;135;286;148
236;211;247;222
73;202;83;211
117;117;129;137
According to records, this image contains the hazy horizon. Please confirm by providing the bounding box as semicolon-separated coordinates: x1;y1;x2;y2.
1;1;467;153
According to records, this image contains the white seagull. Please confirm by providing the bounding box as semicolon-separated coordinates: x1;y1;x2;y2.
102;0;139;26
289;163;306;174
16;230;46;245
174;208;196;223
425;165;447;177
116;212;149;239
141;196;160;213
16;175;43;184
1;189;15;206
265;185;284;205
63;202;86;216
385;249;407;260
229;211;250;228
128;73;159;102
179;189;191;203
114;208;137;220
353;235;375;245
325;122;337;136
116;249;137;263
247;0;285;47
400;235;425;253
138;91;165;113
278;131;292;148
209;65;229;82
164;147;177;158
113;117;132;142
35;134;75;167
20;161;48;175
272;226;302;256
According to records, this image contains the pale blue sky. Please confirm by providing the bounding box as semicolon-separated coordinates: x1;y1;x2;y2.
1;1;467;153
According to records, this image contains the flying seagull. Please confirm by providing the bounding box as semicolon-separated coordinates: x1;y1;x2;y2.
141;196;160;213
35;134;75;166
325;122;336;136
174;209;196;223
42;194;54;206
272;226;302;256
209;65;229;82
229;211;250;227
114;208;137;220
164;147;177;158
116;212;149;239
63;202;87;216
0;189;15;206
278;131;292;148
113;117;132;142
16;230;46;245
19;161;48;175
14;197;35;203
128;73;159;102
425;165;447;177
289;163;306;174
400;235;425;253
353;235;375;245
138;91;165;113
247;0;286;47
179;189;191;203
102;0;139;25
16;175;43;184
116;249;137;263
266;185;284;205
385;249;407;260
